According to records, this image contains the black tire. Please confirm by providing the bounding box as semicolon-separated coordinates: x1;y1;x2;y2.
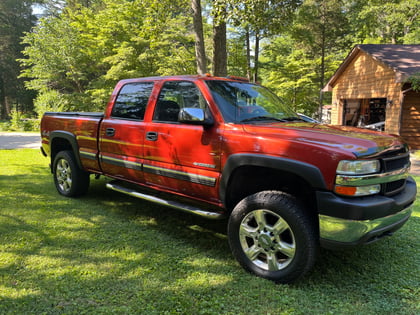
53;150;90;197
227;191;318;283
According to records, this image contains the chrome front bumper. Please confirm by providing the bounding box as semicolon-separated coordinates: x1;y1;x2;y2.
319;206;412;249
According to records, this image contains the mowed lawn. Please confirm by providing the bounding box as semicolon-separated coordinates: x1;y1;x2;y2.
0;149;419;314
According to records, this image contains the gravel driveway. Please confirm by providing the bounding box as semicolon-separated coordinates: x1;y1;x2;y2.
0;132;41;149
410;154;420;176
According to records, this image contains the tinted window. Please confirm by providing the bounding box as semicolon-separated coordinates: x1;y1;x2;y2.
111;82;154;120
153;81;207;122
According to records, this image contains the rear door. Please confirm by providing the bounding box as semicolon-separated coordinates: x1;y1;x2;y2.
99;81;154;182
143;80;222;203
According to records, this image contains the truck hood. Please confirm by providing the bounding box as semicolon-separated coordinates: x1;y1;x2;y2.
242;122;407;158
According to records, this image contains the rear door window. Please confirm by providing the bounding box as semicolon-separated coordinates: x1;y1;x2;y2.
112;82;154;120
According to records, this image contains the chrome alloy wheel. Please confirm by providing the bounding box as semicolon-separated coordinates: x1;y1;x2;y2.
239;209;296;271
56;158;72;193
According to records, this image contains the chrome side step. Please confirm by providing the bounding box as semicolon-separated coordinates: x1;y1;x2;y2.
106;181;225;220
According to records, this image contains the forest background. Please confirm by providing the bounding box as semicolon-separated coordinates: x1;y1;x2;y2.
0;0;419;131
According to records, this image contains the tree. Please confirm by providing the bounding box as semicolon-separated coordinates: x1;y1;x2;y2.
20;12;102;112
348;0;420;44
261;36;319;113
227;0;302;82
192;0;207;74
406;73;420;92
290;0;350;116
212;0;228;76
227;30;249;77
20;0;194;116
0;0;36;119
35;0;101;16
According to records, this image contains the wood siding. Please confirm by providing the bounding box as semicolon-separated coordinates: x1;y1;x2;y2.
400;90;420;149
330;50;402;134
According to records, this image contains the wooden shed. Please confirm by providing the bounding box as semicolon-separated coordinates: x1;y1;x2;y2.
323;44;420;149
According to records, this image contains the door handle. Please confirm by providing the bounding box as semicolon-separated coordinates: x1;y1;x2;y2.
146;131;158;141
106;128;115;137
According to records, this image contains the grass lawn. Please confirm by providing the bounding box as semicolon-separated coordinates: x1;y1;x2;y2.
0;149;419;314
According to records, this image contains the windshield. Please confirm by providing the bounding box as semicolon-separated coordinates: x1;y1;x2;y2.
206;80;298;123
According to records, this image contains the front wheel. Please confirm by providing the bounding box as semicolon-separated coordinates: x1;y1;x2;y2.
228;191;318;283
53;150;90;197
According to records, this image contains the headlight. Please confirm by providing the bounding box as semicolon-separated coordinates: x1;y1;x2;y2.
336;160;380;175
335;160;381;197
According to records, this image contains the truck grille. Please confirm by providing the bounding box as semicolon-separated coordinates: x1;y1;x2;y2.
382;153;410;172
383;179;406;196
381;152;410;196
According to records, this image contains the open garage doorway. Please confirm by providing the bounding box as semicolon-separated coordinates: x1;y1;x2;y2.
343;98;386;131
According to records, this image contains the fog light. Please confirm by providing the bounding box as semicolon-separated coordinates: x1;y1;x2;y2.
335;184;381;197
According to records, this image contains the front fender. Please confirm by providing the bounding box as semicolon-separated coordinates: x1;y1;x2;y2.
220;153;327;204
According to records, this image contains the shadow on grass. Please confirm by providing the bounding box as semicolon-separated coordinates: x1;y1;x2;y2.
0;173;235;313
1;170;419;314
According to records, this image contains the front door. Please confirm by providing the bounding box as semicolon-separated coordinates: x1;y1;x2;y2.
143;80;222;203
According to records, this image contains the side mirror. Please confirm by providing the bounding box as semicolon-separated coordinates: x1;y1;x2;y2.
178;108;213;126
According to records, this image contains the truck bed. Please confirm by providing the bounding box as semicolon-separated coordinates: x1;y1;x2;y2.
41;112;104;173
43;111;104;118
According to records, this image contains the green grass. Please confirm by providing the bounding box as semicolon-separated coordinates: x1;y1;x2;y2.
1;149;419;314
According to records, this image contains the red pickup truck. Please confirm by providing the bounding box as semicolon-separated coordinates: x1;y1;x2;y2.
41;75;416;283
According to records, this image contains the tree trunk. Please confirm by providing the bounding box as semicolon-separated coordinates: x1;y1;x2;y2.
191;0;207;74
0;75;6;120
212;2;227;77
318;19;326;120
253;33;260;83
246;27;251;81
319;53;325;120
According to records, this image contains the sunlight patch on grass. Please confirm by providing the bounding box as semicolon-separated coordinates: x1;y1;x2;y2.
0;285;41;300
181;271;233;287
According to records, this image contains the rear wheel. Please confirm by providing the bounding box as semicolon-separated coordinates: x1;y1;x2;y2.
228;191;318;283
53;150;90;197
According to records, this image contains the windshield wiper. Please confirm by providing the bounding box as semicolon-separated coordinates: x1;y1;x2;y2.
280;116;303;122
240;116;285;123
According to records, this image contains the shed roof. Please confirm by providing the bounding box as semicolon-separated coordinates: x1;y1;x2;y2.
323;44;420;91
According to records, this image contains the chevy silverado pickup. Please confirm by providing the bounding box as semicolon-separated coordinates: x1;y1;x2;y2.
41;75;416;283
